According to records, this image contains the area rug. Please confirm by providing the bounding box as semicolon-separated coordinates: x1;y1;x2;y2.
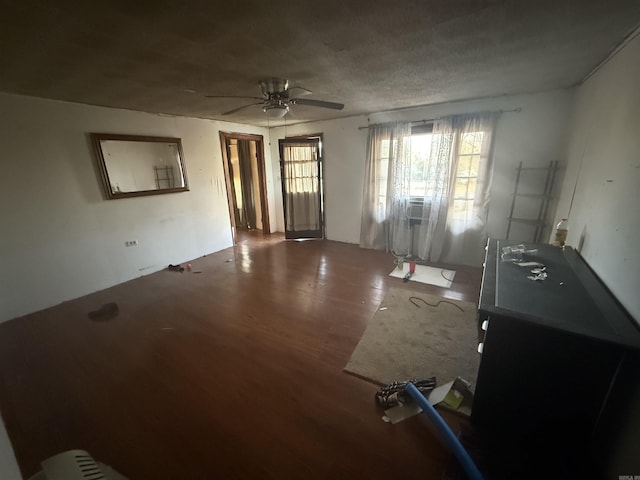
388;264;456;288
344;287;480;389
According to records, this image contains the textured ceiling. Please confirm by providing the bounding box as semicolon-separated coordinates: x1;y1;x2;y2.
0;0;639;126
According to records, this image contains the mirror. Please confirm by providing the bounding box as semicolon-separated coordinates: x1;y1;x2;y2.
91;133;189;199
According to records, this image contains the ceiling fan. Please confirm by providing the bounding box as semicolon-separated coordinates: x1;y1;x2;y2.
206;78;344;118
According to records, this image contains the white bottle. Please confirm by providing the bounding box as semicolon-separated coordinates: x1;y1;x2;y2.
554;218;568;247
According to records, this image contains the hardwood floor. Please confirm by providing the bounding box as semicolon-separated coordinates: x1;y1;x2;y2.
0;232;482;479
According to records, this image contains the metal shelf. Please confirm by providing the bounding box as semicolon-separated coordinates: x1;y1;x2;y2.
505;161;559;242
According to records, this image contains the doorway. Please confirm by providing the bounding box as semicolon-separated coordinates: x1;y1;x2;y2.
278;135;324;239
220;132;270;244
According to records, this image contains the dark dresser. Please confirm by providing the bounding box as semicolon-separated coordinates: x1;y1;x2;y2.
472;238;640;479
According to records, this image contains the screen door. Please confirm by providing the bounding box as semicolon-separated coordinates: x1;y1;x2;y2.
279;137;324;239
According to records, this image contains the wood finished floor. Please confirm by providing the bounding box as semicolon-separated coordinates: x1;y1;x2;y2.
0;232;482;479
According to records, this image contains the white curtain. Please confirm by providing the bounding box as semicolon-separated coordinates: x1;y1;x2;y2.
360;113;498;266
417;113;498;265
359;122;411;253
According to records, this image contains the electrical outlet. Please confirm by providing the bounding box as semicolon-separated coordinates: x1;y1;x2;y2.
125;240;138;247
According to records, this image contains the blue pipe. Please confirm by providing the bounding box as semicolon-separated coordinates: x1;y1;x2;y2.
405;383;484;480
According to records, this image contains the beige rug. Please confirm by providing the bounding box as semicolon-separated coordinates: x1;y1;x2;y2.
345;287;480;389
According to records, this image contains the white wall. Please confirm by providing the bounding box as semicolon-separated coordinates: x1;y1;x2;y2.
554;32;640;323
0;93;274;323
552;32;640;477
270;89;574;251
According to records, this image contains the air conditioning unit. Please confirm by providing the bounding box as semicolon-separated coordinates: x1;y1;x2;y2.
407;198;431;226
407;199;424;221
28;450;128;480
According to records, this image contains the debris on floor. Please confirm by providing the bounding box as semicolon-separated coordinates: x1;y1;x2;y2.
378;376;474;424
429;377;474;417
168;264;184;272
375;377;436;409
383;402;422;424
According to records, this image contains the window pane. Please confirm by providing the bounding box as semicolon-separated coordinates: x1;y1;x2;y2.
469;155;480;177
455;177;469;198
457;156;471;177
411;134;431;176
460;134;476;154
461;132;484;154
284;145;319;194
467;177;477;197
411;134;432;158
451;131;485;220
408;133;433;197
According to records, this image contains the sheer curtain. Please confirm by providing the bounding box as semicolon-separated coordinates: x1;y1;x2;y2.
417;113;498;265
282;142;320;232
359;122;411;253
360;113;498;266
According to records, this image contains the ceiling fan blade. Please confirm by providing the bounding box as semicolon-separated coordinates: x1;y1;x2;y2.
205;95;264;100
222;102;264;115
287;86;312;97
291;98;344;110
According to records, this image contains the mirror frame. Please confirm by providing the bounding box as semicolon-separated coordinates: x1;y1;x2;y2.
91;133;189;199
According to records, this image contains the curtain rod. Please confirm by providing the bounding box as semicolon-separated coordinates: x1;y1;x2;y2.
357;107;522;130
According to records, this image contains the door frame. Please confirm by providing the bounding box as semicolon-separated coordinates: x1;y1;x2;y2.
278;133;325;239
219;131;270;244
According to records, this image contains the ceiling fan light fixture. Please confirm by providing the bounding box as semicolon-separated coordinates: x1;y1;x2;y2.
207;78;342;118
263;104;289;118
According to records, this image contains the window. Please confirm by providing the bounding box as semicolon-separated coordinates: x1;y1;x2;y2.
409;131;433;197
453;131;484;221
281;143;319;193
377;134;430;222
377;125;484;222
